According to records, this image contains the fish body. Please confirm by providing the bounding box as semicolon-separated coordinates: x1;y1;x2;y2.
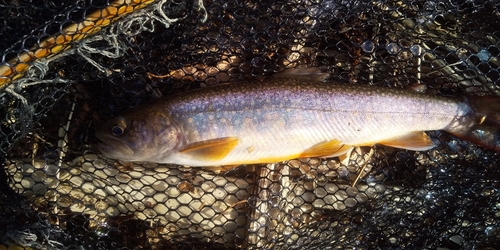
96;73;499;166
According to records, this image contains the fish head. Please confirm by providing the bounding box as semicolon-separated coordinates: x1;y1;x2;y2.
96;109;181;162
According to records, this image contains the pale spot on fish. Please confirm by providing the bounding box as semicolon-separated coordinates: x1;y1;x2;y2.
247;146;255;153
234;118;241;126
188;130;200;139
273;117;286;128
187;118;194;124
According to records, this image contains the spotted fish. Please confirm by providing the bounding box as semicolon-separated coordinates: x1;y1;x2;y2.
96;70;500;166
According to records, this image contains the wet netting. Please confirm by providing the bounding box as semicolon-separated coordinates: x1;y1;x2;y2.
1;0;500;249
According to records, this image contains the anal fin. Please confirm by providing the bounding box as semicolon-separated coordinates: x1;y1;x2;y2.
379;132;434;151
180;137;240;161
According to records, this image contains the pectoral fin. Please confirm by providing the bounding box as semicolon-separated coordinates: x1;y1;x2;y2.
300;139;353;158
180;137;240;161
379;132;434;151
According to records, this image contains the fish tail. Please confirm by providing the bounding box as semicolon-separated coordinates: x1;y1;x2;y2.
452;95;500;151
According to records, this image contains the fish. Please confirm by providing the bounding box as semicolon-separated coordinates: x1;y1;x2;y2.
96;69;500;166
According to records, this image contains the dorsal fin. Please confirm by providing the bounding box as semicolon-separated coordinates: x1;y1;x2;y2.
272;67;329;82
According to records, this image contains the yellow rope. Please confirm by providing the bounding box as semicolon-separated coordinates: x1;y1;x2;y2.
0;0;156;88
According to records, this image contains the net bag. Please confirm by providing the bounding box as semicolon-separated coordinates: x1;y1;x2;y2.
1;0;499;249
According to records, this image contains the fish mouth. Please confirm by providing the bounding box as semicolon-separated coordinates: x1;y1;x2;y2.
95;132;135;160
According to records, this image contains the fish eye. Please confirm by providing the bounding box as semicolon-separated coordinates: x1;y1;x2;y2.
110;117;127;136
111;125;125;136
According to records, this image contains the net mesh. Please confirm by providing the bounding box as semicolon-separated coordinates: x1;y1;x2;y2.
1;0;500;249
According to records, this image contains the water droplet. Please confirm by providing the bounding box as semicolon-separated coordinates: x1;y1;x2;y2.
44;164;60;175
410;45;423;56
386;42;400;54
361;40;375;53
477;48;491;62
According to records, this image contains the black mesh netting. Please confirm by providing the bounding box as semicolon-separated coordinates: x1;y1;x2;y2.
1;0;500;249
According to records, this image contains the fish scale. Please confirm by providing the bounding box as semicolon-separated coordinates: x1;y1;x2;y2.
96;73;499;166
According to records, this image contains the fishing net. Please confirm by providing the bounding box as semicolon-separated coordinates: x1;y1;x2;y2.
1;0;500;249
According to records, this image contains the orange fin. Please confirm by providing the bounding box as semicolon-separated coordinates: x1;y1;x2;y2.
180;137;240;161
379;132;434;151
300;139;352;158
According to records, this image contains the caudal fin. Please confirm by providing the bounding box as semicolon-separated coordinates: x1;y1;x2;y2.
453;95;500;152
